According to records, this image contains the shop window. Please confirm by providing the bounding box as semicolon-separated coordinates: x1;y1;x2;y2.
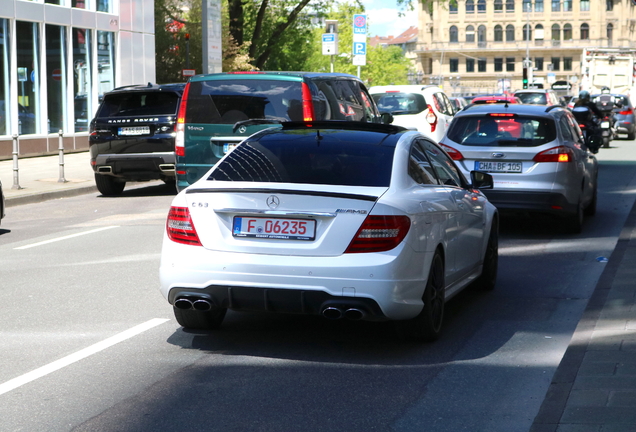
73;28;92;133
46;25;67;134
17;21;41;135
0;18;10;136
97;31;116;94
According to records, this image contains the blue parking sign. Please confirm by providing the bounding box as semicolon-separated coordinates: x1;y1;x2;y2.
353;42;366;55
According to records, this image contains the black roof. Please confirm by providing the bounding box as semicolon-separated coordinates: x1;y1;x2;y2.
460;103;566;117
106;82;186;95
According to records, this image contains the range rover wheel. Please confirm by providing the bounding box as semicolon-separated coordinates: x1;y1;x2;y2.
95;174;125;196
173;306;227;330
395;251;445;342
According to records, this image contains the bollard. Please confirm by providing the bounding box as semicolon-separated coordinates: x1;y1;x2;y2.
11;134;22;190
58;129;67;183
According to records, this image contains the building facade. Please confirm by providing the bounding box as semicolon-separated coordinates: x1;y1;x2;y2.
0;0;156;158
417;0;636;97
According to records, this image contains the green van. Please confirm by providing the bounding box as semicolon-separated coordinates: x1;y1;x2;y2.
175;71;386;190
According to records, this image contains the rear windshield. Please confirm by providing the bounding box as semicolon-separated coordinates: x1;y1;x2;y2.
447;115;556;146
515;93;547;105
185;80;302;124
372;92;427;114
97;92;180;117
207;134;394;187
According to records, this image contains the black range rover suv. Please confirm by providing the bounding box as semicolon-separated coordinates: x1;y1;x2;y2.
89;83;185;195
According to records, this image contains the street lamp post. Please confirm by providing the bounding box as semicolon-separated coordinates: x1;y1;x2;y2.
449;76;461;96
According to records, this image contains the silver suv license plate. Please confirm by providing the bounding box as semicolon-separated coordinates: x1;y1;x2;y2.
475;161;522;173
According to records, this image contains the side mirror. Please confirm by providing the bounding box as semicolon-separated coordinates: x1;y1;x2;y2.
470;171;494;190
380;112;394;124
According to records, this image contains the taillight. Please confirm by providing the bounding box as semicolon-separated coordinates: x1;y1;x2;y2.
166;206;202;246
619;107;633;115
345;215;410;253
175;82;190;157
440;143;464;161
301;82;315;121
533;146;574;163
426;105;437;132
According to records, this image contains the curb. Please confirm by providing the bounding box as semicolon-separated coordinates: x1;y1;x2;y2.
5;185;98;208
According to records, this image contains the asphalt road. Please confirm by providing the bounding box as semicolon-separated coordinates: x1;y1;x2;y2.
0;139;635;432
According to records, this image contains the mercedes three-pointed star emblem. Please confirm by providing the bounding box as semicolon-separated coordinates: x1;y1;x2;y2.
266;195;280;209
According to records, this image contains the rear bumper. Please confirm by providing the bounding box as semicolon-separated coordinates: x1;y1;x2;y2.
93;152;175;181
482;189;577;215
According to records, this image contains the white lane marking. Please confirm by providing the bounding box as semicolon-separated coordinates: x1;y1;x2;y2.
0;318;169;396
14;226;120;250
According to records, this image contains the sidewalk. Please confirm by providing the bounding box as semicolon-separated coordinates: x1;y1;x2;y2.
0;151;97;207
1;153;635;431
531;198;636;431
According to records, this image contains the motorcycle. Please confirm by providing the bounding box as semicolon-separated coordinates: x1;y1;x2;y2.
572;106;601;154
599;110;614;148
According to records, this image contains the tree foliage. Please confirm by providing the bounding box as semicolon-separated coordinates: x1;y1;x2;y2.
154;0;413;86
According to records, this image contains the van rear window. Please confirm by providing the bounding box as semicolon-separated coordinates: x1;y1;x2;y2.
371;92;427;114
185;80;303;124
97;92;180;117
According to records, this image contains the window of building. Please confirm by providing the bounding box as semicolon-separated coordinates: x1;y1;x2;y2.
535;57;544;71
535;0;544;12
523;0;532;12
466;25;475;42
506;24;515;41
450;26;458;43
46;25;66;134
607;23;614;44
478;0;486;12
563;24;572;40
563;0;573;11
564;57;573;70
506;57;515;72
450;58;459;73
523;24;532;41
45;0;62;4
97;0;114;13
551;57;561;71
466;58;475;72
552;0;561;11
478;57;487;72
552;24;561;40
97;31;116;95
478;25;487;45
0;18;10;136
72;0;86;9
466;0;475;13
581;23;589;39
73;28;92;133
17;21;41;135
606;0;613;11
494;0;503;11
450;1;458;13
535;24;544;41
506;0;515;12
581;0;590;11
494;25;503;42
494;57;503;72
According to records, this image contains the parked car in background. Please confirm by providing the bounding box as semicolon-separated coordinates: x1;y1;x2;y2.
160;121;498;342
370;84;455;143
450;96;468;112
513;89;561;105
439;103;598;233
89;83;186;196
566;97;578;110
470;95;522;105
175;72;386;191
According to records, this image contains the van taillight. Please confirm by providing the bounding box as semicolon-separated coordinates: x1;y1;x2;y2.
301;82;315;121
345;215;410;253
166;206;202;246
175;82;190;157
426;104;437;132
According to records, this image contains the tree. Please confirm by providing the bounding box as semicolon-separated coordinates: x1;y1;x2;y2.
305;2;412;86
